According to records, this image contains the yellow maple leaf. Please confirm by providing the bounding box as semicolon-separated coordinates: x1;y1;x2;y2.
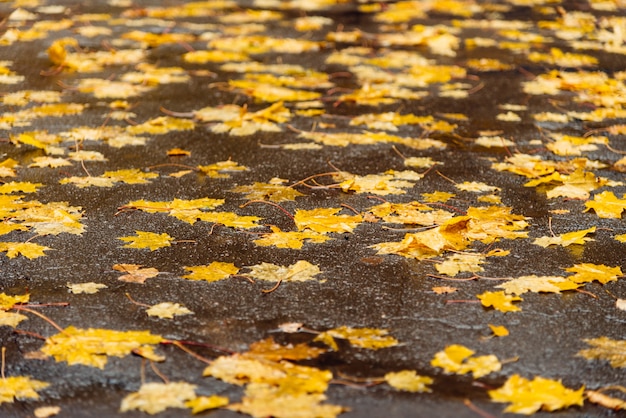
422;191;455;203
338;170;422;195
0;376;49;405
41;326;163;369
496;275;580;295
194;211;261;229
204;354;333;393
113;264;160;284
477;291;522;312
182;262;240;283
126;116;195;135
103;169;159;184
59;176;115;188
0;310;28;328
0;242;50;259
431;344;501;378
253;226;331;249
146;302;193;319
294;208;362;234
120;382;197;415
314;326;398;350
585;191;626;218
246;337;326;362
119;231;173;251
67;282;107;294
185;395;229;414
488;374;584;414
231;178;303;202
577;337;626;368
0;293;29;310
384;370;433;392
565;263;623;284
246;260;321;283
197;160;247;178
489;324;509;337
435;252;486;276
0;181;43;194
229;382;345;418
455;181;500;193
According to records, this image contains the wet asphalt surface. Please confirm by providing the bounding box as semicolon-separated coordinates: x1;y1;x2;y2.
1;0;626;417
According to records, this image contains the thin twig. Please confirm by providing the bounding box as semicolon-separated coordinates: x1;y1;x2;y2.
240;200;295;221
1;346;5;380
171;341;213;365
261;279;282;294
125;293;151;308
463;399;498;418
12;306;66;334
150;361;169;384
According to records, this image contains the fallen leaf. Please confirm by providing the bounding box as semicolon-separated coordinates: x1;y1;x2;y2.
246;260;321;283
41;326;163;369
253;226;331;249
431;344;501;378
585;390;626;411
67;282;108;294
294;208;362;234
113;264;160;284
0;242;51;259
384;370;433;392
182;262;240;283
314;326;399;351
0;376;49;405
34;406;61;418
477;291;522;312
119;231;173;251
246;337;326;362
565;263;623;284
146;302;193;319
185;395;229;414
496;275;579;295
120;382;197;415
488;374;584;415
229;382;345;418
533;227;596;247
489;324;509;337
577;337;626;368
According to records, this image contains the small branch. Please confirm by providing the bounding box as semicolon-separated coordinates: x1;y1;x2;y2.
13;329;47;340
1;346;5;380
445;299;481;304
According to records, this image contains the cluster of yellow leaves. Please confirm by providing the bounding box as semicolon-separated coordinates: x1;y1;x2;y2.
0;193;84;259
122;196;261;228
373;206;528;260
314;326;399;351
204;337;343;418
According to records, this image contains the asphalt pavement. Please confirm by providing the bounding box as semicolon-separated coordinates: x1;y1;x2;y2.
0;1;625;417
